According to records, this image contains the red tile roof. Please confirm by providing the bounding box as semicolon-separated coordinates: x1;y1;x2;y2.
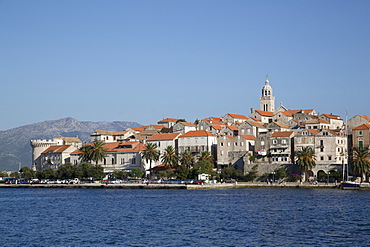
271;131;295;137
129;127;145;132
322;114;342;120
255;110;274;117
227;126;239;131
353;124;370;130
306;129;320;135
281;111;293;117
146;133;181;141
158;118;181;123
239;135;255;140
149;124;165;130
42;145;72;154
227;113;249;119
358;115;370;121
178;122;197;127
249;117;262;122
180;130;216;137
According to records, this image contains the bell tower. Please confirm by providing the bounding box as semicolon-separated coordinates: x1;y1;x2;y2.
260;76;275;112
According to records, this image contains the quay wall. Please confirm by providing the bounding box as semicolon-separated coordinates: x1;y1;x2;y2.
0;182;349;190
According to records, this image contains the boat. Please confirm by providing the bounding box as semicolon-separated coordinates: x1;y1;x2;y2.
340;181;360;190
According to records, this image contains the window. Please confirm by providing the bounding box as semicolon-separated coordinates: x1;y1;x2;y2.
320;156;324;161
220;142;224;147
328;156;332;161
121;158;125;164
220;150;224;155
359;131;363;135
234;142;238;146
227;142;230;146
282;140;286;144
273;140;277;144
131;158;136;164
359;140;364;148
261;141;265;146
240;142;244;146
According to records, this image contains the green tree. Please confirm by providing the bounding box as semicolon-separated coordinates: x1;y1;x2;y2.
158;169;175;179
90;140;108;166
141;143;160;178
9;171;19;178
176;165;189;179
220;166;244;180
78;144;94;163
112;170;128;179
77;162;105;179
274;167;287;180
352;147;370;182
161;145;178;169
180;151;194;169
56;163;78;179
199;151;213;163
193;159;214;175
36;168;56;179
0;171;8;178
295;147;316;181
20;166;35;179
129;168;143;178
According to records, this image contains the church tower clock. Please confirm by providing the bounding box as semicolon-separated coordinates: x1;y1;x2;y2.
260;76;275;112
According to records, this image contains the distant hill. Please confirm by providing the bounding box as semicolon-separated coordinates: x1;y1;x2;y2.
0;117;141;171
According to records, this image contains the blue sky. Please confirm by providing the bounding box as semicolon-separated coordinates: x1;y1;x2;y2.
1;0;369;130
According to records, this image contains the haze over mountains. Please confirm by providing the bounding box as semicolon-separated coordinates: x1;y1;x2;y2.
0;117;141;171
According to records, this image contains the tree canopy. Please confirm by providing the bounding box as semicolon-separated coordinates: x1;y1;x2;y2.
352;147;370;182
295;147;316;181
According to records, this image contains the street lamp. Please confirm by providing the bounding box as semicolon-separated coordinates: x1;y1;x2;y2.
272;172;276;184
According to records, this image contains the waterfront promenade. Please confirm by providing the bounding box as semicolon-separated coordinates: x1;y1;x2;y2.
0;181;359;189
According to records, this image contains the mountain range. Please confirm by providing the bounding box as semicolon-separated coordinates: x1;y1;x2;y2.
0;117;141;171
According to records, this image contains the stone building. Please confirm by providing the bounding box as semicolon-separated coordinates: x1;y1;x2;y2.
157;118;181;128
177;130;217;158
30;136;82;171
347;115;370;128
70;141;146;174
172;121;197;134
216;134;255;170
221;113;249;125
352;124;370;150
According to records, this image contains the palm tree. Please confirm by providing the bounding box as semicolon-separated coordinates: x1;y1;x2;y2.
199;151;213;163
180;151;194;169
295;147;316;182
78;144;94;163
352;147;370;182
90;140;108;166
161;145;179;169
141;143;160;178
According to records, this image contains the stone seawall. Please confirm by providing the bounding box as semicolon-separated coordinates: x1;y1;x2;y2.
0;182;349;189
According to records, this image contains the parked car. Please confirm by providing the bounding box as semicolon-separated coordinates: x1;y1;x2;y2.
69;178;80;184
193;180;205;184
225;178;236;183
147;179;162;184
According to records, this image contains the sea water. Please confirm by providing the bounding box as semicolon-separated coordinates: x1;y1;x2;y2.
0;188;369;246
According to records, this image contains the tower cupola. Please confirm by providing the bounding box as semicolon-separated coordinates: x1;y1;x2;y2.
260;76;275;112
